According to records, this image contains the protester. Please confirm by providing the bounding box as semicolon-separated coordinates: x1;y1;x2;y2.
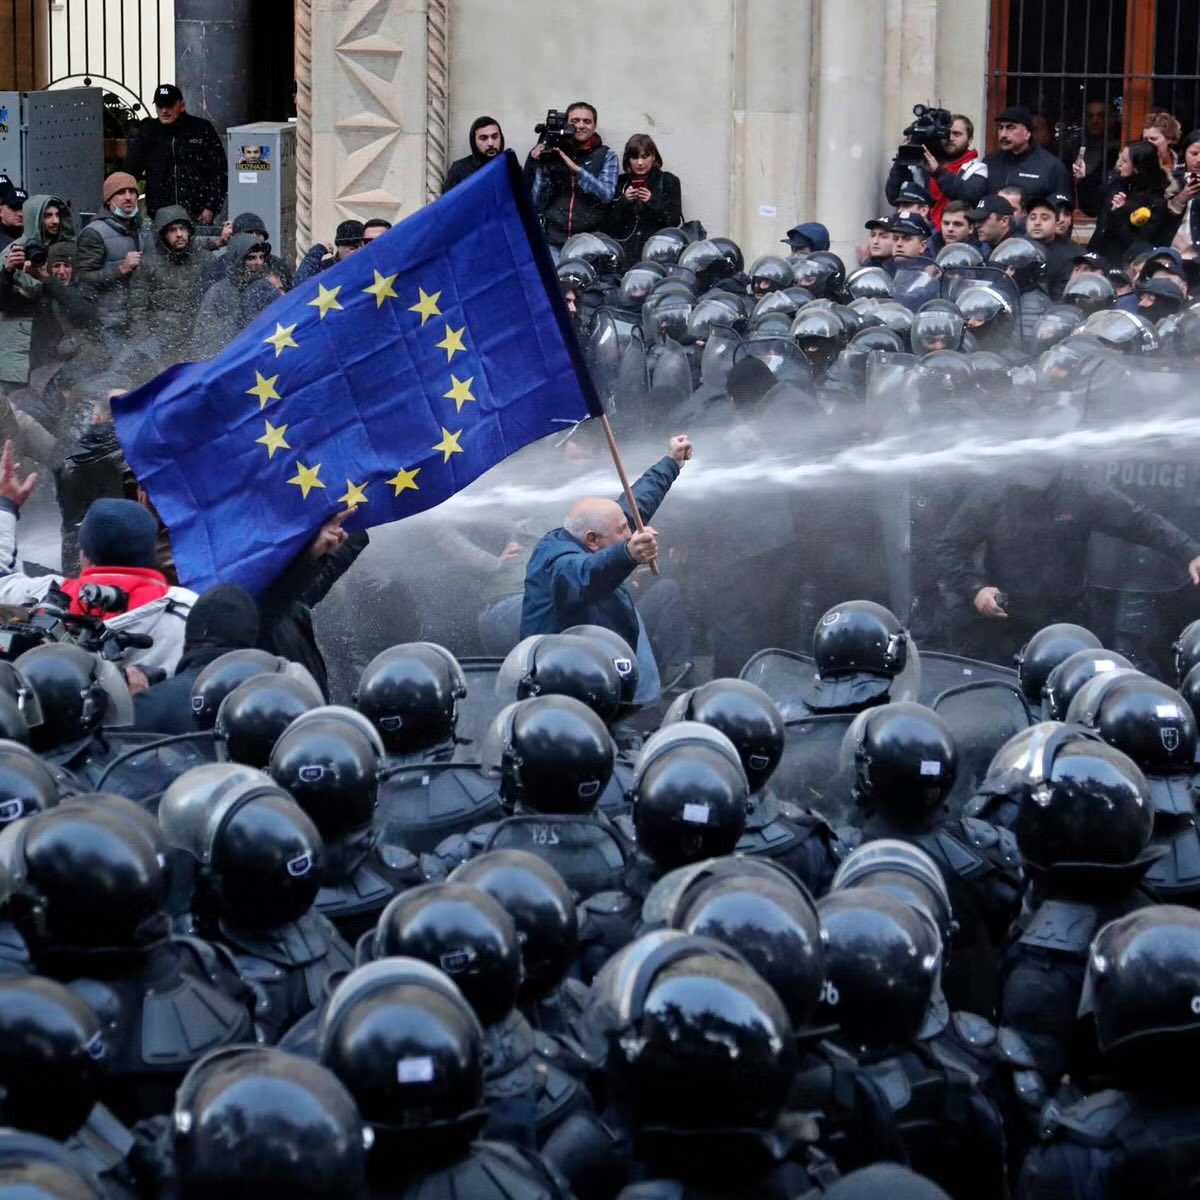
294;220;365;285
442;115;505;193
74;172;143;350
1088;139;1171;261
606;133;683;266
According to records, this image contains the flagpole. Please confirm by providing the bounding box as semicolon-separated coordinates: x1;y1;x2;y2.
598;414;660;577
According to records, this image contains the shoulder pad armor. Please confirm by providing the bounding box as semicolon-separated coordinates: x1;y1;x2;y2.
142;967;253;1064
1145;825;1200;894
997;1025;1039;1069
951;1010;998;1049
377;841;419;873
922;828;985;877
581;890;636;918
1046;1089;1135;1147
960;816;999;849
1018;897;1102;955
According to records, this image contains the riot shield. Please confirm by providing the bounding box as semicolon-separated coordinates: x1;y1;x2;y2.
450;658;505;759
917;651;1018;703
91;731;220;810
611;335;651;436
700;324;743;389
774;714;856;824
931;681;1033;817
586;309;625;419
375;760;502;853
864;351;918;433
739;649;819;720
891;259;942;312
647;337;695;428
941;265;1020;309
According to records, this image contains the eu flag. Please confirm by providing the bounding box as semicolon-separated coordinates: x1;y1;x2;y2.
112;152;600;594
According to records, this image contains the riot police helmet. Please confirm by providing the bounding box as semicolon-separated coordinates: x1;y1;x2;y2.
842;327;906;381
0;975;106;1139
560;232;623;276
0;741;58;829
748;254;793;294
1174;618;1200;684
839;702;957;823
562;624;639;707
174;1046;368;1200
0;661;42;734
269;716;380;841
816;886;942;1056
807;599;921;709
480;695;614;815
641;228;690;266
617;261;666;310
450;849;576;1003
284;704;386;760
988;236;1048;291
935;242;983;269
910;305;965;355
189;648;295;730
967;349;1011;388
793;251;846;300
1061;271;1116;315
868;300;918;343
1042;647;1134;719
497;633;623;723
789;307;845;373
955;284;1016;348
632;723;750;870
370;882;521;1027
555;258;595;289
749;288;807;322
1015;622;1103;706
709;236;744;274
1082;308;1160;354
14;645;109;752
641;288;694;344
214;672;323;767
1173;302;1200;358
676;240;735;291
354;642;466;755
662;678;784;793
845;266;894;301
1032;303;1087;353
684;293;743;343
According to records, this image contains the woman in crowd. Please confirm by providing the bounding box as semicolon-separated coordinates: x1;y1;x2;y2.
1087;139;1171;261
606;133;683;267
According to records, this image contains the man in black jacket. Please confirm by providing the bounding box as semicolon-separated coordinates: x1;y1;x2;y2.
528;102;618;249
442;116;505;193
122;83;226;222
980;106;1073;203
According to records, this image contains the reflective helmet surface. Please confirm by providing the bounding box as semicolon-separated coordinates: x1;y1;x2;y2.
497;634;623;723
1015;622;1103;705
355;642;466;754
214;673;322;767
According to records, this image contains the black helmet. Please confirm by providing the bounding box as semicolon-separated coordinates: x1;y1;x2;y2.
935;243;983;268
914;349;974;402
632;723;749;869
662;864;825;1028
988;236;1048;291
1173;302;1200;357
605;945;796;1132
1061;271;1116;315
1043;648;1133;719
0;806;165;950
968;349;1011;387
371;882;521;1026
1181;662;1200;730
1015;623;1103;706
497;634;623;723
214;673;323;767
14;645;108;752
789;307;845;373
1082;309;1159;355
189;649;296;731
0;661;42;735
0;1155;103;1199
710;237;744;274
956;284;1016;349
0;741;57;829
562;624;639;707
480;695;614;815
0;694;28;747
318;958;484;1149
793;251;846;300
676;240;735;290
840;702;957;823
556;258;596;289
1174;619;1200;685
450;849;576;1002
0;976;106;1139
749;255;793;294
641;228;690;266
560;232;622;276
808;599;920;709
845;266;894;301
284;704;386;759
663;678;784;792
1003;724;1155;873
174;1046;368;1200
685;293;744;342
354;642;466;755
617;261;666;310
831;839;955;947
842;327;905;382
1033;303;1086;353
1079;906;1200;1069
160;763;323;927
269;717;380;841
816;886;942;1055
910;306;965;355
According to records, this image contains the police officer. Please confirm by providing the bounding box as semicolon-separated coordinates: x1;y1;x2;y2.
159;762;354;1043
215;670;324;769
1014;622;1103;714
839;702;1022;1015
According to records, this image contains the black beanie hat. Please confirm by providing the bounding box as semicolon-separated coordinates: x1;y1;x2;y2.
184;584;260;649
78;499;158;569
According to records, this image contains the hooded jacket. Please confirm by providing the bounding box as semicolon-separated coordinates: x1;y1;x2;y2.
0;195;83;385
127;205;211;360
200;212;291;292
122;110;227;218
190;232;268;358
443;116;506;194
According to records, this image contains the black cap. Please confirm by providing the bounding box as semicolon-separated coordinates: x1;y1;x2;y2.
1071;249;1104;266
896;181;934;207
887;212;932;238
965;195;1015;221
995;105;1034;132
1024;193;1059;214
334;219;365;246
154;83;183;106
0;184;27;210
864;215;892;232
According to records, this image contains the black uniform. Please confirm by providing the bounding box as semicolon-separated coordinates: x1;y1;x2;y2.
122;112;227;218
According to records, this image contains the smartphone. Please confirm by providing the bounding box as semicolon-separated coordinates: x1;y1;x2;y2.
630;178;648;189
1189;172;1200;187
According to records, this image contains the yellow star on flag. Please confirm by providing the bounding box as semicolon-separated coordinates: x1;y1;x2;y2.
409;287;442;325
364;269;400;308
432;427;464;463
435;324;467;362
387;466;421;495
255;419;290;459
308;283;343;320
338;480;369;508
264;322;299;357
443;374;476;413
287;462;325;499
247;371;281;409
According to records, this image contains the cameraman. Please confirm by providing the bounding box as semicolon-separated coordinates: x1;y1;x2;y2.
888;112;986;225
528;102;618;251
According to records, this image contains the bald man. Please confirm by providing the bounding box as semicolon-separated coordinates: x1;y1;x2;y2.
520;434;692;660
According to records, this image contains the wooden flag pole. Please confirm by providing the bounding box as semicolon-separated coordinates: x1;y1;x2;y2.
598;413;660;577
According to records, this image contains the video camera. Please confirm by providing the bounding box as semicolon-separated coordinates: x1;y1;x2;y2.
535;109;573;154
897;103;953;163
0;583;152;664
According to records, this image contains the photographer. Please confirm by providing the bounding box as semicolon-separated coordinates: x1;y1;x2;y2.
888;111;986;224
528;101;618;250
606;133;683;266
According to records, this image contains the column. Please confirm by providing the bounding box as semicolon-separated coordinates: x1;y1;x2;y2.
174;0;254;132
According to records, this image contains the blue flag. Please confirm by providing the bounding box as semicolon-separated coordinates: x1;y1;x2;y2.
112;152;600;594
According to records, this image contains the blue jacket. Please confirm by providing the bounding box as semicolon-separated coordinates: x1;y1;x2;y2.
520;456;680;646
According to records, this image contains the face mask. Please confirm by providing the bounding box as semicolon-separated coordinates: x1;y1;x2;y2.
113;205;138;220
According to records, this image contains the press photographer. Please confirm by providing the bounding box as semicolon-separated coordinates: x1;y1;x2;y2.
527;101;619;250
886;105;987;224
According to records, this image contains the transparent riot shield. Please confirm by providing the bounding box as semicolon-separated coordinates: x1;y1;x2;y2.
586;309;625;419
775;714;857;824
92;731;220;809
917;651;1019;703
700;324;743;390
450;658;505;760
891;258;943;312
610;334;651;436
739;649;819;720
647;338;694;430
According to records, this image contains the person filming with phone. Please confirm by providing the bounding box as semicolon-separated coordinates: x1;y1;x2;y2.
606;133;683;267
1165;129;1200;252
